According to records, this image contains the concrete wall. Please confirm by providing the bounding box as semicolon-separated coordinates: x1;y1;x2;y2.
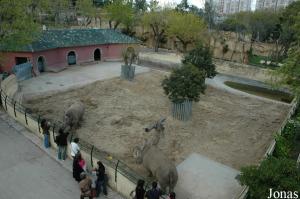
0;74;19;100
213;59;272;82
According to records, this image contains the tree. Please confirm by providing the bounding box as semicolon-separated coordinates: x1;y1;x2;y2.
104;0;135;30
166;11;206;52
182;43;216;78
278;1;300;58
47;0;71;26
239;157;300;199
204;1;215;31
134;0;147;12
162;64;206;103
273;11;300;96
76;0;97;27
142;9;169;52
0;0;39;51
28;0;51;23
175;0;189;12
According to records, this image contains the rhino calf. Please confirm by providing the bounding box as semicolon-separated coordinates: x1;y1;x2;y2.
133;144;178;193
64;101;85;130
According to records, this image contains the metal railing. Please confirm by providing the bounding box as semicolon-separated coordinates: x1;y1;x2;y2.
0;88;167;198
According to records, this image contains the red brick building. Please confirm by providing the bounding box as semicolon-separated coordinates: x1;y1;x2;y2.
0;29;139;74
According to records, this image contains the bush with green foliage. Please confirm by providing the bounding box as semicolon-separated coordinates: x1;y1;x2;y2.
239;157;300;199
274;120;298;158
273;134;291;158
162;64;206;103
182;43;216;78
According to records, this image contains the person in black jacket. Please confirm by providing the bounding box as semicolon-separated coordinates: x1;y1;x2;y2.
95;161;108;197
146;182;162;199
135;179;146;199
55;128;69;161
73;153;84;182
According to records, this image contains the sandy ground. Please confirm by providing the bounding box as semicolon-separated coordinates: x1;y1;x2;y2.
24;70;290;176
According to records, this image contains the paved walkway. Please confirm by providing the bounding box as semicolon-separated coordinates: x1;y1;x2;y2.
20;62;149;99
0;110;124;199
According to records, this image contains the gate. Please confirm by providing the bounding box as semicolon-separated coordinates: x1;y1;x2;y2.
12;62;33;81
67;51;76;65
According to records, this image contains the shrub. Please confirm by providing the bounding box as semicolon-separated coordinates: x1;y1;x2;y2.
282;120;297;141
273;134;291;158
274;120;298;158
239;157;300;199
162;64;206;103
182;43;216;78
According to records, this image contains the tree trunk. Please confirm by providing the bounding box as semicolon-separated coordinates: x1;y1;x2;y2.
154;36;159;52
113;21;120;30
231;34;238;61
109;20;112;29
182;43;188;53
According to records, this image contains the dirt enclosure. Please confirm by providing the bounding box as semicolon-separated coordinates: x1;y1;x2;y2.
24;70;290;175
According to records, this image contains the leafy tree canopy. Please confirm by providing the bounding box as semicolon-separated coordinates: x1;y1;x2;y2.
166;11;206;52
134;0;148;12
0;0;39;50
76;0;97;27
104;0;135;30
219;10;280;42
239;157;300;199
182;43;216;78
162;64;206;103
273;9;300;96
142;9;170;52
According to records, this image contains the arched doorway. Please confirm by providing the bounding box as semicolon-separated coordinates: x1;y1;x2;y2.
67;51;76;65
94;49;101;61
37;56;45;72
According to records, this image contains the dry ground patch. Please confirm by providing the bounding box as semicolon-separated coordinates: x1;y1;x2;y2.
24;70;290;176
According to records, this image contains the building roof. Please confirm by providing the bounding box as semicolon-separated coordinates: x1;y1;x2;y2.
2;29;139;52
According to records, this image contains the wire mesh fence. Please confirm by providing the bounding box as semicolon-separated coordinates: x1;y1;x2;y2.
171;100;192;121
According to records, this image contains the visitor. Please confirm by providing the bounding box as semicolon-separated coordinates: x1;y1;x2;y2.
55;128;69;161
95;161;108;197
73;153;84;182
79;172;93;199
78;153;87;171
145;181;162;199
169;192;176;199
41;119;50;148
135;179;146;199
71;137;80;158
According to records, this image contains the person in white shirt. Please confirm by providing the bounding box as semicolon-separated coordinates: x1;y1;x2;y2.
71;138;80;158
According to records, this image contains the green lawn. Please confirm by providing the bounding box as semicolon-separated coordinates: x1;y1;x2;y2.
248;54;279;69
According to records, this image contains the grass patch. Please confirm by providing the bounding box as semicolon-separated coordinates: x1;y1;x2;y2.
248;54;278;69
224;81;294;103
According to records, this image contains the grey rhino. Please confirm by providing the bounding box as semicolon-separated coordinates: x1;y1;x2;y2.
133;140;178;193
64;101;85;130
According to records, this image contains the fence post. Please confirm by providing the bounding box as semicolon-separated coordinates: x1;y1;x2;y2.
13;101;17;117
38;115;41;133
90;145;94;168
52;123;56;143
69;131;74;144
0;89;2;106
4;95;7;111
115;160;120;183
24;110;28;125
